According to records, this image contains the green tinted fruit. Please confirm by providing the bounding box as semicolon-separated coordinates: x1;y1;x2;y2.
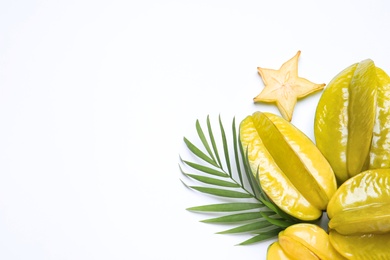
329;231;390;260
315;60;390;185
240;112;337;221
369;67;390;169
327;169;390;235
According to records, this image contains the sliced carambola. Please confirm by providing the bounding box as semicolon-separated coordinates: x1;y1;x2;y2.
327;169;390;235
239;112;337;221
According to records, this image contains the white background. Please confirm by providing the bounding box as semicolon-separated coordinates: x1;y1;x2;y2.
1;1;389;259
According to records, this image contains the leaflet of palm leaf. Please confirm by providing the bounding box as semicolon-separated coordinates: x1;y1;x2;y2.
179;115;300;245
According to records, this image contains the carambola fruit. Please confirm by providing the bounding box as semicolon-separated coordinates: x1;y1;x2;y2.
239;111;337;221
315;59;390;184
329;231;390;260
327;169;390;259
327;168;390;235
267;223;345;260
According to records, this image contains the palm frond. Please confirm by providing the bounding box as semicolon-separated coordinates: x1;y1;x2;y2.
219;115;232;176
187;202;263;212
238;228;282;245
207;115;222;168
232;117;244;186
185;174;240;188
180;160;228;177
201;212;263;223
183;137;219;167
217;220;274;234
180;115;299;245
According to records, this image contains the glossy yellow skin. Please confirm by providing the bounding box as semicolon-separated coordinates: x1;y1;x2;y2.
315;59;378;184
315;63;356;183
278;234;319;260
346;60;377;176
327;169;390;235
239;112;337;221
266;224;346;259
267;242;294;260
370;67;390;169
278;224;345;260
329;230;390;260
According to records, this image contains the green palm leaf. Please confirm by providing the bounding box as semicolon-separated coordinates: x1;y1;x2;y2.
239;228;282;245
185;174;240;188
217;220;273;234
206;115;223;169
188;186;253;198
195;119;216;162
180;115;299;245
260;212;295;228
183;137;219;168
201;212;263;223
187;202;263;212
219;115;232;176
232;117;244;185
180;160;227;177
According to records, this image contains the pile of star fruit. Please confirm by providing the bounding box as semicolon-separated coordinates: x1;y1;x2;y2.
242;52;390;259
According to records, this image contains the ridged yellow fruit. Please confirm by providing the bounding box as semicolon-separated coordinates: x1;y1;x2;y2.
315;59;390;185
267;224;346;260
327;169;390;235
369;67;390;169
239;111;337;221
329;231;390;260
266;242;294;260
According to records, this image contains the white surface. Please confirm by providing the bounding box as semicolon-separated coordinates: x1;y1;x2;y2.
1;0;390;259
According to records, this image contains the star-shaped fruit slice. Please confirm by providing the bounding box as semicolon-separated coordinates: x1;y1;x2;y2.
254;51;326;121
